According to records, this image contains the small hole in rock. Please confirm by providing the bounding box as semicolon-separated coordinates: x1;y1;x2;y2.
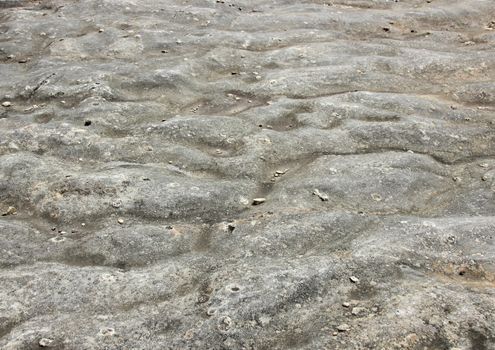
231;286;240;292
84;120;92;126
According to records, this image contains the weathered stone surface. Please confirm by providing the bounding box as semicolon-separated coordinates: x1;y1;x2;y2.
0;0;495;349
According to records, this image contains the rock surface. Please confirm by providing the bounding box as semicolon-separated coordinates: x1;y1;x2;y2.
0;0;495;349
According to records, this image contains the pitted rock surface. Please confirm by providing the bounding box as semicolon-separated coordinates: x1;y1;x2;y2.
1;0;495;349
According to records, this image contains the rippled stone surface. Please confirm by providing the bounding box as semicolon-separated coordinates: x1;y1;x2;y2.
0;0;494;349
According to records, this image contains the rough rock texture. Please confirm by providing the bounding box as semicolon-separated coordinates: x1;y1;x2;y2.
1;0;495;349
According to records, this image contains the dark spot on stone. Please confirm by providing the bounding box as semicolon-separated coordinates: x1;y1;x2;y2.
469;328;489;350
84;120;92;126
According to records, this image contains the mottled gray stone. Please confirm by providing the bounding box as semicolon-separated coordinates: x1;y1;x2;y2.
0;0;494;349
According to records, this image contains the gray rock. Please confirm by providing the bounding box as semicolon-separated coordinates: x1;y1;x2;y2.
38;338;54;347
0;0;494;349
313;189;329;202
351;307;366;316
252;198;266;205
349;276;360;284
